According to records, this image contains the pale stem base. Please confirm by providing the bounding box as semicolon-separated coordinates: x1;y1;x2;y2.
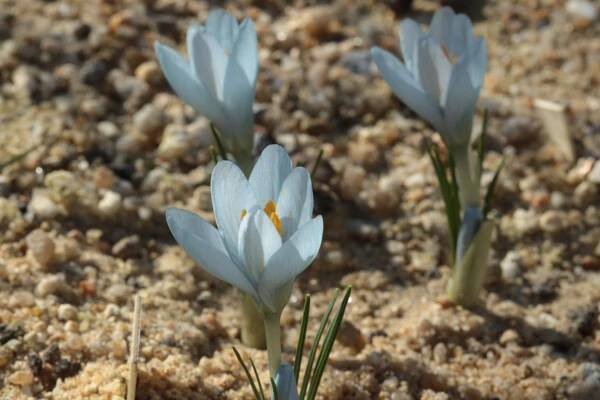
446;221;494;307
264;312;282;378
240;293;267;349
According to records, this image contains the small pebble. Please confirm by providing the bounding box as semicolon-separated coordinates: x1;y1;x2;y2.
8;291;35;308
111;235;141;259
36;275;68;297
500;251;521;281
98;190;122;216
433;342;448;363
104;283;132;304
8;370;34;386
58;304;78;321
539;210;564;233
135;60;163;87
26;229;55;269
133;103;166;137
566;0;598;28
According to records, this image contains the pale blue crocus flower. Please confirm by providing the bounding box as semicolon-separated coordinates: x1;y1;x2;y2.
155;9;258;162
274;364;299;400
371;7;487;150
166;144;322;316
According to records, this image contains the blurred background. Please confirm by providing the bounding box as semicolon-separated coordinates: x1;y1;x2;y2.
0;0;599;399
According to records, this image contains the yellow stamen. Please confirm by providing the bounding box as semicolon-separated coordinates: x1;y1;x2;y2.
240;209;247;219
264;200;283;235
441;46;458;64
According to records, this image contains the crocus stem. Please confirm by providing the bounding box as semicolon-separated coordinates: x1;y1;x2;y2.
240;293;266;349
452;146;481;209
235;150;255;178
264;312;282;378
447;220;493;307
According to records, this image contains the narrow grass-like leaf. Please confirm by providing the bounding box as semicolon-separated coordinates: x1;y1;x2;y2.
426;140;461;262
483;156;505;217
447;152;461;257
249;356;266;400
310;149;324;178
306;286;352;400
271;378;279;400
233;347;263;400
299;289;340;400
210;123;228;161
294;294;311;381
209;145;219;165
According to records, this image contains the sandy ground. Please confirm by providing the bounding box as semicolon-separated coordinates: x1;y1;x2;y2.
0;0;599;398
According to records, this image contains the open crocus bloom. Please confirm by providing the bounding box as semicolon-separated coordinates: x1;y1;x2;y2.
371;7;487;149
155;9;257;157
166;145;323;315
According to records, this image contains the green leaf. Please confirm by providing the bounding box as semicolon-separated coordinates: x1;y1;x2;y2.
271;378;279;400
299;289;340;400
249;356;266;400
425;140;461;262
294;294;311;382
483;156;505;217
232;347;264;400
209;146;219;165
310;149;324;178
306;286;352;400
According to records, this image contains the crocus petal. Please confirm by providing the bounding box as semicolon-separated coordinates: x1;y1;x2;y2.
249;144;293;207
260;216;323;309
415;38;443;104
443;58;479;146
449;14;475;55
222;57;255;152
428;42;453;104
371;47;443;131
231;18;259;85
206;9;240;52
467;38;487;90
399;19;422;74
165;207;259;299
274;364;299;400
211;161;258;264
154;42;226;124
189;31;228;100
276;167;313;241
429;7;456;51
238;209;282;281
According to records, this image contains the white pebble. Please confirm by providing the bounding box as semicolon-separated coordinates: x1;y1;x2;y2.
58;304;78;321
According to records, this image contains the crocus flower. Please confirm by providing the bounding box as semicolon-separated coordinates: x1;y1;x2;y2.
274;364;299;400
371;7;487;149
155;9;258;158
166;144;323;315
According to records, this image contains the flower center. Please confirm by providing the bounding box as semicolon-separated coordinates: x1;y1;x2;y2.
239;201;283;235
441;46;459;64
264;200;283;235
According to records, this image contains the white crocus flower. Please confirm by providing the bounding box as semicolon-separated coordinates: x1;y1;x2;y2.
371;7;487;149
155;9;258;160
166;144;323;316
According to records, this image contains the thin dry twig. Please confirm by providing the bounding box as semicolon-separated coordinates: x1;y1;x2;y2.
127;294;142;400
